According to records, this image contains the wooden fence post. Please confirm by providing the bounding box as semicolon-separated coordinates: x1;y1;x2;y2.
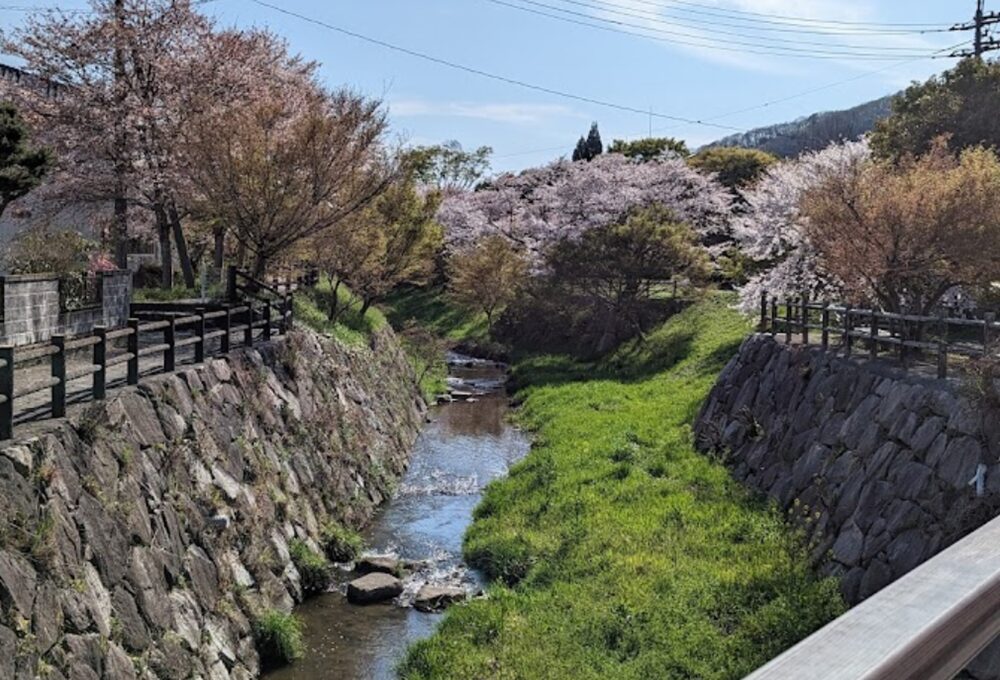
770;298;778;337
785;299;793;344
821;303;830;350
226;266;238;302
93;326;107;401
195;308;206;364
844;305;853;355
263;300;272;341
802;294;810;345
221;305;231;354
985;313;996;355
870;310;879;360
127;319;140;385
51;335;66;418
897;317;907;364
0;346;13;441
164;317;176;373
245;303;254;348
937;313;948;379
760;292;768;332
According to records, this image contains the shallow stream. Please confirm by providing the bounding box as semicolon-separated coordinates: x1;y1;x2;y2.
265;353;529;679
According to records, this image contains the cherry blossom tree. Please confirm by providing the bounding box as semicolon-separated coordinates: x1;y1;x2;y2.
732;140;870;313
438;153;732;263
185;84;394;277
2;0;219;283
801;139;1000;315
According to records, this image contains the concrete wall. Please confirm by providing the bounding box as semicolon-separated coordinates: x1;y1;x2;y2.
0;270;132;346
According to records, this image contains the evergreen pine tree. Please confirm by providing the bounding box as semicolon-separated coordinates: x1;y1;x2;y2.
572;136;587;162
0;102;51;218
585;122;603;160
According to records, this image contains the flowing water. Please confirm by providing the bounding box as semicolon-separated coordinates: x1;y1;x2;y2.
265;353;530;680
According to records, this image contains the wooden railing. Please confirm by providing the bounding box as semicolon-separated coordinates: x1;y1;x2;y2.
0;271;296;441
759;292;1000;379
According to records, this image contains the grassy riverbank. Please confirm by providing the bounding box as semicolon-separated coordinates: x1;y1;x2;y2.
400;294;844;679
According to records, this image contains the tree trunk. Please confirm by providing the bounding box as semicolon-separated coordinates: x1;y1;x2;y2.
327;278;342;321
168;202;196;288
252;253;268;279
155;204;172;289
359;298;373;318
111;0;128;270
213;227;225;272
113;195;128;270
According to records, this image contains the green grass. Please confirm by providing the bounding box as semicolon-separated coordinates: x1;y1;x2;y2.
133;282;225;302
289;539;332;595
382;285;488;344
400;295;844;680
254;610;305;668
294;280;387;347
320;521;364;563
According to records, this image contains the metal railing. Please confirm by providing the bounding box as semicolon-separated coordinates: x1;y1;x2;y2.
0;271;296;441
745;512;1000;680
759;292;1000;379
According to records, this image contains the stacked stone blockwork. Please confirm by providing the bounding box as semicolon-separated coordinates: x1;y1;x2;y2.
696;334;1000;678
0;327;424;679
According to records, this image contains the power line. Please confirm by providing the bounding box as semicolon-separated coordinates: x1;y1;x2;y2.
484;0;956;60
247;0;744;132
637;0;950;30
950;0;1000;58
499;0;949;54
493;39;970;161
548;0;950;38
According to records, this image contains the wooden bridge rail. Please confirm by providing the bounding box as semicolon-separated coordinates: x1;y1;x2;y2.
759;292;1000;379
0;273;296;441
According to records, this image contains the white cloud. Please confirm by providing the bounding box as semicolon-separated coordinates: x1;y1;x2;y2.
579;0;951;76
390;99;584;124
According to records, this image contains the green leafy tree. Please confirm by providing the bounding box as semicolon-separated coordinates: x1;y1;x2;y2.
502;207;709;355
0;102;51;219
448;235;529;331
404;141;492;194
572;123;603;162
608;137;690;161
871;58;1000;161
314;176;443;317
688;147;778;190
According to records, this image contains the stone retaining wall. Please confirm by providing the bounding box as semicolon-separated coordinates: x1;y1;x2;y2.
695;334;1000;677
696;334;997;604
0;326;424;679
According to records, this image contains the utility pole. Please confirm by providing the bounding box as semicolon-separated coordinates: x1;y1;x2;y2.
950;0;1000;59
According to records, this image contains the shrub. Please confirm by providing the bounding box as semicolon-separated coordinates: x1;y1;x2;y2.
320;521;363;562
253;610;304;668
497;207;708;356
289;539;331;595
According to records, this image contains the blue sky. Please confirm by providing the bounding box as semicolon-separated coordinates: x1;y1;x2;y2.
0;1;980;172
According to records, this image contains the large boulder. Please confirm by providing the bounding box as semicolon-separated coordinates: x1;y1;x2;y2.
355;556;400;576
346;573;403;605
413;585;467;612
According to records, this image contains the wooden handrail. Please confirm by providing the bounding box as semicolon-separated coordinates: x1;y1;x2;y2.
1;272;296;440
760;293;1000;378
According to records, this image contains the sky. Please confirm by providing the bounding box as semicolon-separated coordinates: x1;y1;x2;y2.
0;1;982;172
